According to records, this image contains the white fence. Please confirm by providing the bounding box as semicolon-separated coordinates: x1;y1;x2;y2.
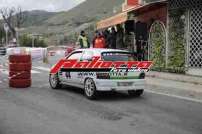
7;47;48;62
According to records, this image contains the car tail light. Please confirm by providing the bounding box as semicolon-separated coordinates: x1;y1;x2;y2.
139;73;145;79
96;73;110;79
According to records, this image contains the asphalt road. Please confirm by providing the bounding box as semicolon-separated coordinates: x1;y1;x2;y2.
0;55;202;134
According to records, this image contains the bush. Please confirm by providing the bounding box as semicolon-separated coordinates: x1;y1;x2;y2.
168;9;186;69
19;34;47;48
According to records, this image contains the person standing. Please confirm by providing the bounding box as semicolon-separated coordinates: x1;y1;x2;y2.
92;31;99;47
93;32;106;48
116;24;124;49
110;27;117;49
103;29;110;48
78;31;90;48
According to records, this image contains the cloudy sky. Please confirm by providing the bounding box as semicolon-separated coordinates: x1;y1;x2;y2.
0;0;85;12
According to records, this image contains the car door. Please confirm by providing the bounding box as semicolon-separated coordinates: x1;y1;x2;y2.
59;51;83;87
79;50;95;84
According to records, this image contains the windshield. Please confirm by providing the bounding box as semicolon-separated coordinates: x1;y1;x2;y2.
102;52;135;61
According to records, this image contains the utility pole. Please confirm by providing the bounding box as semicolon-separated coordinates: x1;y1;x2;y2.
32;36;35;48
3;23;9;47
15;27;19;47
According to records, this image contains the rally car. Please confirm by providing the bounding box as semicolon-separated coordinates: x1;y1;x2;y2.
49;48;147;100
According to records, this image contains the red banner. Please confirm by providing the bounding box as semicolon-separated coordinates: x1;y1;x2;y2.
127;0;139;6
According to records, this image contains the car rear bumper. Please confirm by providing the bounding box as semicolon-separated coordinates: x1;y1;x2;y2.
94;79;146;91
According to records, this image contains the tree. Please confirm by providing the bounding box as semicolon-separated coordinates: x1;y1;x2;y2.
0;7;16;38
0;7;26;39
15;7;26;28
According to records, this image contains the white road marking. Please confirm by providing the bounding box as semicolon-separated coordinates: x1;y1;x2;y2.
0;81;2;83
33;66;50;72
1;69;41;74
145;89;202;104
0;69;9;75
31;70;41;74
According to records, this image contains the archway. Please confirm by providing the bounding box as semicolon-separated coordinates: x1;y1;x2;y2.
149;21;166;69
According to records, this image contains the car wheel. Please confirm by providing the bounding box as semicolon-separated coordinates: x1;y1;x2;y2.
84;78;97;100
49;74;62;89
128;89;144;97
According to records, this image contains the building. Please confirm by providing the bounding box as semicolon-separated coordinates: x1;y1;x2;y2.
168;0;202;76
97;0;168;69
97;0;202;76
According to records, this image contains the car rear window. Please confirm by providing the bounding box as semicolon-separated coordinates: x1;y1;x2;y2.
102;52;134;61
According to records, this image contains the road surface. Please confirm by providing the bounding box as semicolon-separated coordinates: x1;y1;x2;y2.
0;55;202;134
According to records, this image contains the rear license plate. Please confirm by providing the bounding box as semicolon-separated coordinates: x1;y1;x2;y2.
117;82;133;87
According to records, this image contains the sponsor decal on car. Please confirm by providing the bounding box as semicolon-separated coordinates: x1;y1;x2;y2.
50;56;152;74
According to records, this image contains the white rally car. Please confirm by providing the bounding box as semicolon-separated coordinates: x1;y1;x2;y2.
49;48;146;99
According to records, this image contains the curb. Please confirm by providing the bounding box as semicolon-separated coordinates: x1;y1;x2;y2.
146;71;202;85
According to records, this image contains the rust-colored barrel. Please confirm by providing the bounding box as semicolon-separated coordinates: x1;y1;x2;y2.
9;55;31;63
9;55;32;88
9;79;32;88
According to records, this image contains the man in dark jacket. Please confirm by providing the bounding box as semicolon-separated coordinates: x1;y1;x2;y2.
110;27;117;49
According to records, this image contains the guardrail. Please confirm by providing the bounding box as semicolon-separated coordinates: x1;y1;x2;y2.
0;47;6;56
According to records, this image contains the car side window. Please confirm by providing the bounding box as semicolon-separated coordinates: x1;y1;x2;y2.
67;52;83;60
81;51;94;61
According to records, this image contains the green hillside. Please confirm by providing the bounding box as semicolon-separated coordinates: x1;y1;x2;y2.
22;0;124;35
19;0;124;45
22;10;57;27
21;0;161;45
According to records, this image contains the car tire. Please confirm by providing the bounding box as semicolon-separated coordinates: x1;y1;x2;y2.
128;89;144;97
84;78;97;100
49;74;62;89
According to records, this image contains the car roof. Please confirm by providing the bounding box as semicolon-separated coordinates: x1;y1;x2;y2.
74;48;129;54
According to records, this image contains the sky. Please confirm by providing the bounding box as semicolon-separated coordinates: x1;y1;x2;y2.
0;0;86;12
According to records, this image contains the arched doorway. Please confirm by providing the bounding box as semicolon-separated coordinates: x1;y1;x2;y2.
149;21;166;69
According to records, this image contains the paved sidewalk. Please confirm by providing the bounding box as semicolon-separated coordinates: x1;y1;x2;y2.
147;71;202;85
145;71;202;101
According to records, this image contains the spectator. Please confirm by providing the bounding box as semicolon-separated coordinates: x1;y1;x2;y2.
110;27;117;49
103;29;110;48
116;24;124;49
78;31;90;48
92;30;99;46
93;32;106;48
